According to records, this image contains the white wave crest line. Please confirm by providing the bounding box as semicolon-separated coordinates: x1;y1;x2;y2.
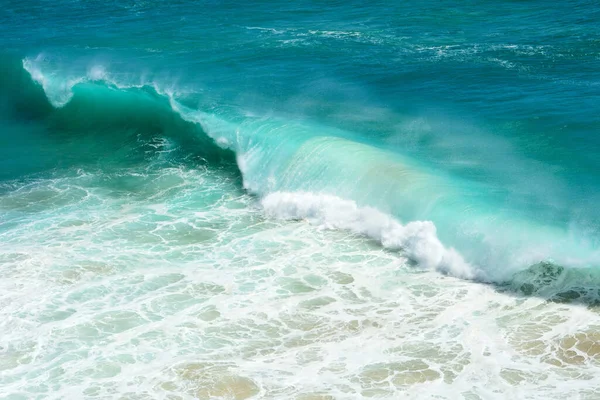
22;56;186;109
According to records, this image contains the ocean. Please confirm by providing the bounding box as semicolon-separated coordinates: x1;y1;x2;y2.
1;1;600;398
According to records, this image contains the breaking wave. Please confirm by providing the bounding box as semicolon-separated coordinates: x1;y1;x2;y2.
2;53;598;291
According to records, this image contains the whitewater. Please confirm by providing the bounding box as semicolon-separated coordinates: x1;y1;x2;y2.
2;1;600;399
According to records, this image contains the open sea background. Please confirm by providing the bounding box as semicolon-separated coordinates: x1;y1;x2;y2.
1;1;600;398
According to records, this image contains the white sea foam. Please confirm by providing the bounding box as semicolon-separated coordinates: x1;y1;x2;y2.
262;191;479;280
2;164;600;399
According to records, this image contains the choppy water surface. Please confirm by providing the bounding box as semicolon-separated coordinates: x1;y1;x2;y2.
1;1;600;398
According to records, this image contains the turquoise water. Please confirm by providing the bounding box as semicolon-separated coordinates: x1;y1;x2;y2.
1;1;600;398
